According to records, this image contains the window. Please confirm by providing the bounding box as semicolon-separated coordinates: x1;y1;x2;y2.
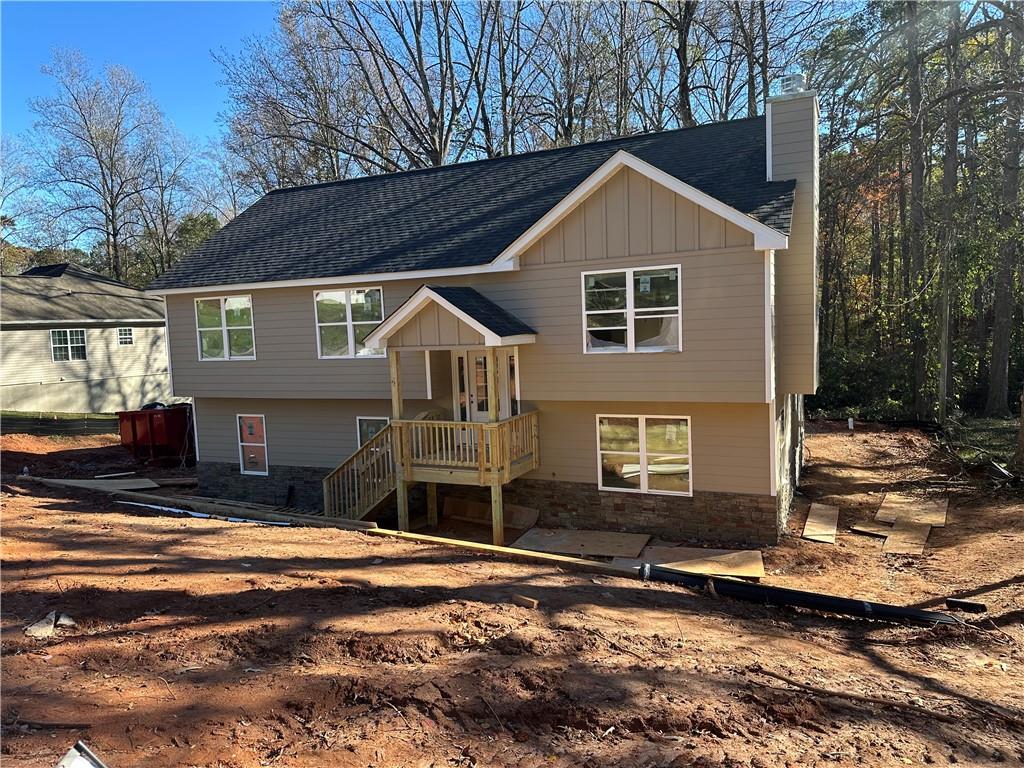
582;265;681;353
195;296;255;360
357;416;390;446
597;415;691;496
117;327;134;346
314;287;385;358
237;414;268;475
51;329;87;361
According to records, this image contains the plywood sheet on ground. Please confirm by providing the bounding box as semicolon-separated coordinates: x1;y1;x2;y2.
443;497;538;530
875;494;948;527
37;477;161;491
802;503;839;543
850;521;893;538
881;520;932;555
613;546;765;579
511;528;650;558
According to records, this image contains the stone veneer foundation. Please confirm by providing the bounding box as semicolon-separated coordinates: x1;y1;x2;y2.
197;463;784;545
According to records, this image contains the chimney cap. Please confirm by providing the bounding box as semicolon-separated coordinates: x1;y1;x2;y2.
779;73;807;95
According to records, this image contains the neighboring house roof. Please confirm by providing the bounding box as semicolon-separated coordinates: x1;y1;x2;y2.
366;285;537;349
148;117;796;292
1;263;165;324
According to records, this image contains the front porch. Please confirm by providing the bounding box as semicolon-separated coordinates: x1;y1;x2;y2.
323;285;539;545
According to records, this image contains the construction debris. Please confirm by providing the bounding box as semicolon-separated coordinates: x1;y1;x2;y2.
614;546;765;579
30;477;161;491
510;594;539;609
881;519;932;555
802;503;839;543
24;611;57;639
511;527;650;558
875;493;948;527
946;597;987;613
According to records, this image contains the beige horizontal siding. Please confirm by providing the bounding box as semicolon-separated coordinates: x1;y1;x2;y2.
523;400;772;495
0;326;172;412
166;168;768;404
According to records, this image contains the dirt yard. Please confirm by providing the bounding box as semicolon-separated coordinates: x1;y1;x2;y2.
1;425;1022;767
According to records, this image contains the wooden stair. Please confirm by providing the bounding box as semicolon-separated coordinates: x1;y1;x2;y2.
322;424;397;520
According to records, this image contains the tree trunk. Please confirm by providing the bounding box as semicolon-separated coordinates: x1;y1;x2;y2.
905;1;929;420
1013;386;1024;473
984;7;1022;417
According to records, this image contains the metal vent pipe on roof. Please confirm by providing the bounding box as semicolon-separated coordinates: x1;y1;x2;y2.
779;72;807;95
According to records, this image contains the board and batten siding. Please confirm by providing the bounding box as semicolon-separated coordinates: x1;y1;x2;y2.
0;325;172;413
165;166;769;405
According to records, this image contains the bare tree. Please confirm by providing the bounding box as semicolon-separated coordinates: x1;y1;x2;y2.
135;128;194;279
646;0;701;127
29;50;159;281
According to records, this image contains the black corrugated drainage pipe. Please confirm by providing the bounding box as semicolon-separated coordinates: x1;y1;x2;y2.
641;564;958;626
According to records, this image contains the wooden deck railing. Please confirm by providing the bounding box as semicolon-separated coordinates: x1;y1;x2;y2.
323;424;397;519
323;411;540;518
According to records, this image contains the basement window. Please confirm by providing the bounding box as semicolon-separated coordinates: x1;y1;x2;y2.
195;295;256;361
51;329;87;361
314;287;385;359
237;414;268;475
582;266;681;353
597;415;691;496
117;327;134;346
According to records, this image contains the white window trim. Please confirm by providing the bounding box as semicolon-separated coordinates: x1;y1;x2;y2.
50;328;87;362
595;414;693;497
117;327;134;346
313;287;386;359
356;415;391;447
194;295;256;361
581;264;682;354
237;413;268;476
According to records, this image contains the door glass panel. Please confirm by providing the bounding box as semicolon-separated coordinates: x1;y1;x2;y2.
508;353;519;416
457;355;468;420
474;355;489;415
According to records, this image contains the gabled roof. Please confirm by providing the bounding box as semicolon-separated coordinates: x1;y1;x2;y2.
365;285;536;348
148;117;796;293
1;263;165;325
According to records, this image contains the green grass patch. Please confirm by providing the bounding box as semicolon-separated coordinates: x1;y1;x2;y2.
946;417;1020;465
1;410;117;420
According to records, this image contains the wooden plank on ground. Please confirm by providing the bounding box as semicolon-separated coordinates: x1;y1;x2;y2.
881;519;932;555
511;527;650;558
875;494;948;527
616;546;765;579
802;503;839;543
35;477;161;491
850;521;893;538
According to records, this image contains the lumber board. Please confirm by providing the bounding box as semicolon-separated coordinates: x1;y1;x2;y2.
802;503;839;544
850;521;894;538
511;527;650;558
875;494;948;527
881;519;932;555
32;477;161;491
615;546;765;579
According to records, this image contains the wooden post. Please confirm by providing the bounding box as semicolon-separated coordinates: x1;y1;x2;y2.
388;348;402;420
396;480;409;532
490;481;504;546
427;482;438;527
485;346;499;423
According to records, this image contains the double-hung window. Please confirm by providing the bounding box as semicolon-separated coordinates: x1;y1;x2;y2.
237;414;268;475
195;296;255;360
117;327;134;346
357;416;390;446
597;415;691;496
582;265;681;353
314;287;385;358
51;329;87;361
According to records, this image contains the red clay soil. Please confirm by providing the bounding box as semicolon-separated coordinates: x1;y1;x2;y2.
1;428;1022;767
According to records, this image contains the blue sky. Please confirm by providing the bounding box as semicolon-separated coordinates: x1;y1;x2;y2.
1;1;279;142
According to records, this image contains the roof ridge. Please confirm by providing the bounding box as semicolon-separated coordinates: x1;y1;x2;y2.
267;116;765;196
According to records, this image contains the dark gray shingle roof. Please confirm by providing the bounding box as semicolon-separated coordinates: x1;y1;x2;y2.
427;285;536;337
1;264;165;324
149;117;795;292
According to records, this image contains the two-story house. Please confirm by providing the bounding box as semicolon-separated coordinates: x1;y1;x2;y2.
147;80;818;547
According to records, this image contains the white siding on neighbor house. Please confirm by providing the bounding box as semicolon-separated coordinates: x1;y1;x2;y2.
0;325;173;413
165;167;769;405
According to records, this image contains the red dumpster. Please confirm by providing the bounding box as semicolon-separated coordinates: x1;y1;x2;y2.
117;404;195;464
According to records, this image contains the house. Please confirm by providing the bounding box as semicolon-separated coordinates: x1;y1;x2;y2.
147;80;818;547
1;263;173;413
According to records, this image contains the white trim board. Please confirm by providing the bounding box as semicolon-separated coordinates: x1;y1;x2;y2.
364;285;536;349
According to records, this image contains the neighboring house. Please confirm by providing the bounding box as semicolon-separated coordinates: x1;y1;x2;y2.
1;263;173;413
147;80;818;547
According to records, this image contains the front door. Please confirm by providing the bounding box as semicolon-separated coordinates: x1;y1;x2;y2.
453;349;520;423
